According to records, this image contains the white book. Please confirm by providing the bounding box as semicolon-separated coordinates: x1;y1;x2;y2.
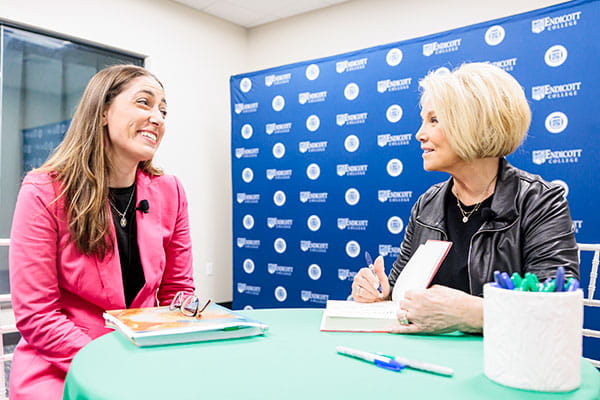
320;240;452;332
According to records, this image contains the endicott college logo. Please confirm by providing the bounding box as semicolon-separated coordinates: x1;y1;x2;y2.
544;45;568;67
386;105;403;123
241;168;254;183
344;135;360;152
387;216;404;234
240;77;252;93
274;286;287;302
241;124;253;139
242;214;254;230
344;83;360;100
306;115;320;132
345;188;360;206
305;64;320;80
273;190;287;206
307;215;322;232
308;264;322;280
386;48;403;66
345;240;361;258
272;142;286;159
242;258;255;274
306;163;321;180
274;238;287;254
485;25;505;46
545;112;568;134
271;95;285;111
386;159;404;177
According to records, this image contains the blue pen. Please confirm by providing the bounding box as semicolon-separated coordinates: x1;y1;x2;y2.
566;278;580;292
336;346;405;371
500;272;515;290
365;251;382;292
493;270;505;288
555;266;565;292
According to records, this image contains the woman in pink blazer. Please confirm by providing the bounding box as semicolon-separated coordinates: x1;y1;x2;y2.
9;65;196;400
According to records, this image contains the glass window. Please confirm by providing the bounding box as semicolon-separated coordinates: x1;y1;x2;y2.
0;25;143;294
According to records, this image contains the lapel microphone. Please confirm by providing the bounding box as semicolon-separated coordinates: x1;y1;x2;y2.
136;200;150;213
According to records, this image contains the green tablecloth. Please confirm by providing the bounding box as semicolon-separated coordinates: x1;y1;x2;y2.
63;308;600;399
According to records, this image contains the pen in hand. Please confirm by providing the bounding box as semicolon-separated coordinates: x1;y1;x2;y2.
365;251;382;293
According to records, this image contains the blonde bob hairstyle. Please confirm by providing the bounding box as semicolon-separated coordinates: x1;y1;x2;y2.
419;62;531;162
40;64;163;257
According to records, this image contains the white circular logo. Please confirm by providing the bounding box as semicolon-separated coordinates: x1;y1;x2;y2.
306;114;320;132
305;64;320;80
275;286;287;302
344;82;360;101
344;134;360;152
242;168;254;183
272;95;285;111
545;111;568;134
544;45;568;67
386;48;403;66
274;238;287;254
242;214;254;230
241;124;253;139
307;215;321;232
308;264;322;280
435;67;451;75
552;179;569;197
345;188;360;206
387;216;404;234
272;142;286;159
485;25;505;46
243;305;254;310
306;163;321;180
387;159;404;177
345;240;360;258
240;77;252;93
386;104;403;123
242;258;255;274
273;190;286;206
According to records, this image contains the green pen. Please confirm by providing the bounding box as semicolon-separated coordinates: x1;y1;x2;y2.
525;273;540;292
510;273;523;288
520;279;531;292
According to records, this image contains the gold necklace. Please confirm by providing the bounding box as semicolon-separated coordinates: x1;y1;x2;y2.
454;176;496;223
109;188;135;228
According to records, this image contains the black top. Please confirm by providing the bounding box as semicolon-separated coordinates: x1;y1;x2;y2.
109;184;145;307
430;186;494;294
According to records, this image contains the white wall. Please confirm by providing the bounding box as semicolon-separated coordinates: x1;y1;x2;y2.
3;0;571;304
245;0;569;72
2;0;247;303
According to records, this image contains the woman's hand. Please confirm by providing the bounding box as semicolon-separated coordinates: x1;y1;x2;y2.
392;285;483;334
350;256;390;302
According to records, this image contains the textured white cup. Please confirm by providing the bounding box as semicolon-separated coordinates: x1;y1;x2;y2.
483;283;583;392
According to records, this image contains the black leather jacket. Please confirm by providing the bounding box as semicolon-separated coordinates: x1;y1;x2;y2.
389;159;579;296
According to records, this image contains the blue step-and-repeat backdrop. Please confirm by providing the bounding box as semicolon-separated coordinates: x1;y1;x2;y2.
230;0;599;356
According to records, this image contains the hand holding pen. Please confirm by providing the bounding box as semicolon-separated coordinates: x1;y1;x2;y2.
351;252;390;302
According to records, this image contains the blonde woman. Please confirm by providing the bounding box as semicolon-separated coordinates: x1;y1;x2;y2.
352;63;578;334
9;65;195;399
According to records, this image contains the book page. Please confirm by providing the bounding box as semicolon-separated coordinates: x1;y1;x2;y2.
391;240;452;303
324;300;396;319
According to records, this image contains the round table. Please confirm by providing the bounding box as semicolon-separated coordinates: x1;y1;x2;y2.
63;308;600;399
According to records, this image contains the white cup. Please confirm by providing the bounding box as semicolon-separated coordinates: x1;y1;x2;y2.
483;283;583;392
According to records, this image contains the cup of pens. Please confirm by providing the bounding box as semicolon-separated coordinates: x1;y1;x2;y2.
483;267;583;392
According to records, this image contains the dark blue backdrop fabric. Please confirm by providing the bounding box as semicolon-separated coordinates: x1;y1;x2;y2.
230;0;599;356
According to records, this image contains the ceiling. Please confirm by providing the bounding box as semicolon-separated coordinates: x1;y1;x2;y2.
172;0;352;28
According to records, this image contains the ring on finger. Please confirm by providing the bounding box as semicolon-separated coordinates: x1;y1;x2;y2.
399;310;410;325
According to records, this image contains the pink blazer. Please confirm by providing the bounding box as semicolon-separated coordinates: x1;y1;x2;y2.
9;169;195;400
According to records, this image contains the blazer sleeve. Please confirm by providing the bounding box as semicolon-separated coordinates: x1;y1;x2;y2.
156;176;195;305
9;176;92;373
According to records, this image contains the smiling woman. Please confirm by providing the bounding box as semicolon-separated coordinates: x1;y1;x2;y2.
351;62;579;335
8;65;197;400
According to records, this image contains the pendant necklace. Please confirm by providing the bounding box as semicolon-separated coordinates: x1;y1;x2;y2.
109;187;135;228
454;175;496;223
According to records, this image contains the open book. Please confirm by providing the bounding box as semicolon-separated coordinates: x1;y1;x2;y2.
104;303;268;347
321;240;452;332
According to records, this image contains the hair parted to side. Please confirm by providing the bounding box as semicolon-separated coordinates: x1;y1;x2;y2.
419;62;531;161
39;64;164;257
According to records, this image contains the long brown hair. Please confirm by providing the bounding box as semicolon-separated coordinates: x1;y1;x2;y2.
39;64;163;258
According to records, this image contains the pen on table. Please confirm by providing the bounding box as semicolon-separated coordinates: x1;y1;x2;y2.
392;355;455;377
336;346;404;371
365;251;382;292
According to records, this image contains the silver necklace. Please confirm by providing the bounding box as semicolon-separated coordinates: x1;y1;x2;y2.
109;188;135;228
454;176;496;223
